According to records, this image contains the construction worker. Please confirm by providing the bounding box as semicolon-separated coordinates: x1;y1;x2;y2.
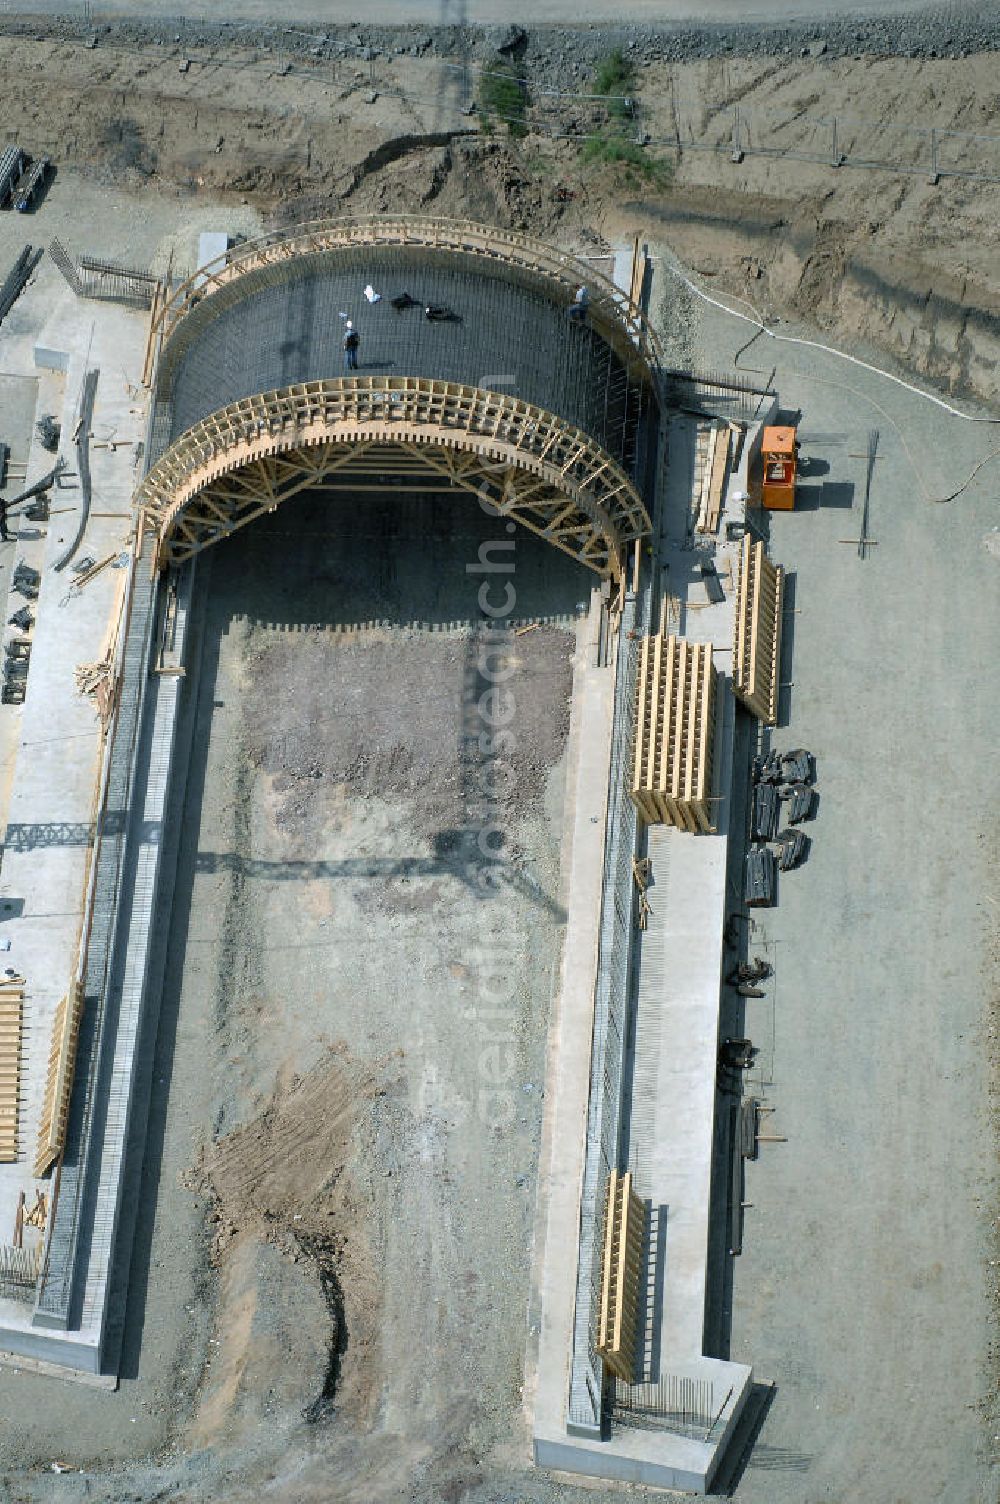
343;321;360;371
568;284;589;323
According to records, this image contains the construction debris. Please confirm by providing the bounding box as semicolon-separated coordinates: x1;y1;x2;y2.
726;957;772;986
75;660;111;696
36;414;61;452
780;747;813;784
780;782;814;823
775;827;807;870
720;1037;756;1070
12;561;39;599
751;780;779;842
753;749;783;785
5;455;65;514
23;1190;47;1230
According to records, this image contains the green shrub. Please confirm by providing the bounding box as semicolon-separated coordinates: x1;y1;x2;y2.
594;47;635;119
479;58;528;139
580;131;671;188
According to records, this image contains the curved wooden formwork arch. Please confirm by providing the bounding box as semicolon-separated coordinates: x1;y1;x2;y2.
145;215;663;388
138;377;652;578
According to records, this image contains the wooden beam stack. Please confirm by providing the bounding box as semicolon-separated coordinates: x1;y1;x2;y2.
0;979;24;1162
34;982;84;1179
631;633;718;832
695;421;731;535
596;1169;646;1383
733;533;785;725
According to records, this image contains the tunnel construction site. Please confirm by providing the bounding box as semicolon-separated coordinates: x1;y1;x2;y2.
0;215;793;1493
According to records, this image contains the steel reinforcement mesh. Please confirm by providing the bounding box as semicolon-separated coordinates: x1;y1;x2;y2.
150;247;649;476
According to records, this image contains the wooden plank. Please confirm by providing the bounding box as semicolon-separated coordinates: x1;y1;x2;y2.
695;425;718;532
705;425;731;532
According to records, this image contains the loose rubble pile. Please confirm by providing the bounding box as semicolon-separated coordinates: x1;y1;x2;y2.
3;11;999;87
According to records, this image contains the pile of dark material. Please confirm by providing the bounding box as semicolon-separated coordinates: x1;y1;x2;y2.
725;955;772;997
745;746;817;903
774;827;806;871
35;414;60;452
744;844;775;906
751;779;778;841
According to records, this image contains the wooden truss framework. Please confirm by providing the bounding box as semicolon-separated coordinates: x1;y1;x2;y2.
146;215;663;383
0;979;23;1162
631;633;718;832
138;377;652;577
597;1169;646;1383
35;982;84;1178
733;534;785;725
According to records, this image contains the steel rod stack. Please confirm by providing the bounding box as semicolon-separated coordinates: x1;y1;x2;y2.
0;145;27;207
13;155;50;212
0;244;43;328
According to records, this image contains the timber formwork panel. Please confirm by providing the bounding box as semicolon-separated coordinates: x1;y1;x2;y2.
138;377;651;579
596;1169;646;1383
733;534;785;725
0;981;24;1161
34;982;84;1178
631;634;717;832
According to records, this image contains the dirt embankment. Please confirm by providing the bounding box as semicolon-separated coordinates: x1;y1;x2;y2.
2;23;998;404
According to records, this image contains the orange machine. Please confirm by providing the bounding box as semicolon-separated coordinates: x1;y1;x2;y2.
761;425;798;511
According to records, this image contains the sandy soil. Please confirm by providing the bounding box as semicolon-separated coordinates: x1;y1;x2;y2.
0;26;997;401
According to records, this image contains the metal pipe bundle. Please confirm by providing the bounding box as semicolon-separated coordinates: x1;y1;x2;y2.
0;145;26;206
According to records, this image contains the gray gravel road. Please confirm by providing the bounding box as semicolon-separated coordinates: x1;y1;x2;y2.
2;0;993;24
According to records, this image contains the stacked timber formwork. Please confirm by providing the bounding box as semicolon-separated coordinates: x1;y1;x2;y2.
596;1169;646;1383
0;979;24;1162
631;633;718;832
35;982;84;1178
733;534;785;726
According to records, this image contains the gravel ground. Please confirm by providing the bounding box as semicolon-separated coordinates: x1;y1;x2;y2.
5;7;1000;71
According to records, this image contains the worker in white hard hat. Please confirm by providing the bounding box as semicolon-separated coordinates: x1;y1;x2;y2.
343;320;360;371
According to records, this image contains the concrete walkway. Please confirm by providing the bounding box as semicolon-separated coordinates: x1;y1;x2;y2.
0;289;147;1351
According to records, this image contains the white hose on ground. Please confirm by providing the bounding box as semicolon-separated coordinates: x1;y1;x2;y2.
660;259;1000;505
